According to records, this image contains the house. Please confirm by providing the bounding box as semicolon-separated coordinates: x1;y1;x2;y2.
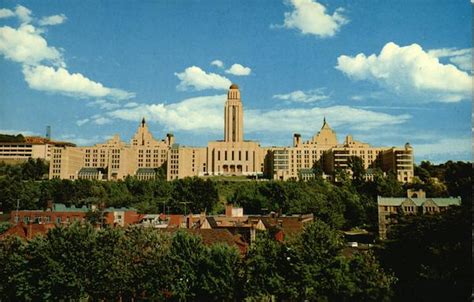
377;189;461;239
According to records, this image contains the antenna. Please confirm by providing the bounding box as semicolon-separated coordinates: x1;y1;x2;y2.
15;199;19;225
46;126;51;140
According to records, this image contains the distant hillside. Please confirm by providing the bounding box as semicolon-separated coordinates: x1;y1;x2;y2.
0;134;25;142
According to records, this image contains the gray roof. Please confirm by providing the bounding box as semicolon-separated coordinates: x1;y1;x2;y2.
136;168;157;174
78;167;106;174
53;203;89;212
377;196;461;207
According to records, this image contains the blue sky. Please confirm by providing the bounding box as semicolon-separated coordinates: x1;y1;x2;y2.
0;0;472;163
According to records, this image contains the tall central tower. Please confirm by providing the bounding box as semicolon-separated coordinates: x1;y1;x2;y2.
224;84;243;142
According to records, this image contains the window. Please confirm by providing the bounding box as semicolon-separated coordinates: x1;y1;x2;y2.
246;151;249;161
239;151;241;161
218;151;220;161
56;217;61;224
232;151;234;160
225;151;227;161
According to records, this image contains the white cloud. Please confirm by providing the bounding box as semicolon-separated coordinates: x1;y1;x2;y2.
58;134;109;146
175;66;231;91
106;95;410;134
0;8;15;19
0;24;64;66
39;14;67;26
245;105;410;133
273;88;329;103
15;5;32;24
428;47;472;72
22;65;135;100
93;116;112;125
210;60;224;68
107;95;227;131
76;119;90;126
225;63;252;76
280;0;348;38
124;102;139;108
336;42;472;102
88;99;121;110
413;138;472;162
0;6;134;103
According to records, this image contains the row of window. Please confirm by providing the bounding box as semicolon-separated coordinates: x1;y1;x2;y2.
217;150;250;161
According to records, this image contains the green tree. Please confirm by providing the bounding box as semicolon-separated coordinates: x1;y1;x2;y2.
379;206;470;302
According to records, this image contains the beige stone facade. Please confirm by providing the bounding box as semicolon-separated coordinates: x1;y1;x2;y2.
49;83;415;183
0;137;74;163
271;118;414;183
49;119;173;181
167;84;267;180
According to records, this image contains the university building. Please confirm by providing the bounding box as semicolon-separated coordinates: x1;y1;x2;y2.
167;84;267;180
0;136;74;163
48;84;414;183
49;119;174;180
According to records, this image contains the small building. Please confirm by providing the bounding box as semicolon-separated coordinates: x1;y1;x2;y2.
8;203;142;228
377;189;461;239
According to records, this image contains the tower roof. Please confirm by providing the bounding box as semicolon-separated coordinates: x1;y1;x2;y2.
321;117;331;130
229;83;239;89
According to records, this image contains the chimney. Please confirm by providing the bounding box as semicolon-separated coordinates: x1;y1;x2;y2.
166;133;175;146
187;215;193;228
47;200;53;211
293;133;301;147
225;204;233;217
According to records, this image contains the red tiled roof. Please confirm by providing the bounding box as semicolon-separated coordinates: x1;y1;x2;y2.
159;228;248;254
0;223;55;240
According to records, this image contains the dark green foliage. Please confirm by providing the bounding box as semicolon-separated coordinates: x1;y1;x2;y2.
378;206;471;302
414;160;472;205
171;178;219;214
0;158;48;180
0;225;242;301
0;133;25;142
0;222;11;234
0;160;469;232
244;220;395;301
347;155;365;183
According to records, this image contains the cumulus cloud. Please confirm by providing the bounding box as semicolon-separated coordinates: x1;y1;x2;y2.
273;88;329;103
225;63;252;76
175;66;231;91
428;47;472;72
210;59;224;68
108;95;227;131
39;14;67;26
336;42;472;102
15;5;32;24
0;24;64;66
22;65;134;100
0;5;134;102
0;8;15;19
105;94;410;134
280;0;348;38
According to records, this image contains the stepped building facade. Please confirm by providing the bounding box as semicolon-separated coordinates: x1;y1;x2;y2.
49;84;414;183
